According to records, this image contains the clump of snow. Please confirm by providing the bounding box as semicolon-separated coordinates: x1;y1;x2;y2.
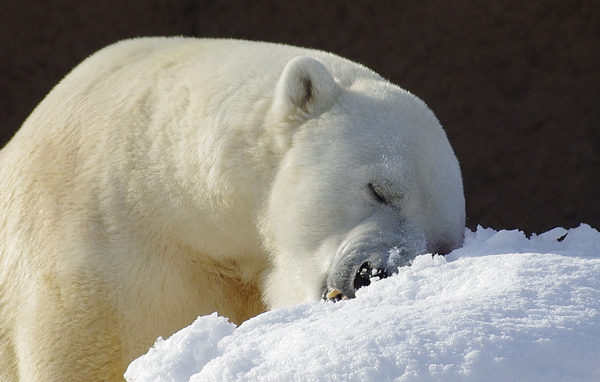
125;224;600;382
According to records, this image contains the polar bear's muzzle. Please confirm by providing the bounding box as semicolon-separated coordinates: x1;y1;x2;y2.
323;243;415;301
324;260;392;301
321;221;433;301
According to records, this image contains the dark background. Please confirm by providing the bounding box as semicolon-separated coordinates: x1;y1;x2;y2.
1;1;599;234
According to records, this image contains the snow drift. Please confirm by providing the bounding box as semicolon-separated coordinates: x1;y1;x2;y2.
125;225;600;382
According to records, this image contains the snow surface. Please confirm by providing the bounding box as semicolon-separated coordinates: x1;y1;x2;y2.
125;225;600;382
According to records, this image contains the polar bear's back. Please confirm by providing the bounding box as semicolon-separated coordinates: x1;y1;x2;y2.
55;37;380;104
3;37;382;175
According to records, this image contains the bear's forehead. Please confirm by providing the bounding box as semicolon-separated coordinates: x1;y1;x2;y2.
330;92;440;143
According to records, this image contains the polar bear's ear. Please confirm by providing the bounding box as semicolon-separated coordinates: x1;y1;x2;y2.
271;56;340;122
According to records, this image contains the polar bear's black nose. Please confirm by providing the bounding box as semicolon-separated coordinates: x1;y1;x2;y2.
354;262;390;290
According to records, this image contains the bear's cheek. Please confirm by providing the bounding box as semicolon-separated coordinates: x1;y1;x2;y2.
268;175;367;250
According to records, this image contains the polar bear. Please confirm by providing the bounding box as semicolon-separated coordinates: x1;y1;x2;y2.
0;37;465;381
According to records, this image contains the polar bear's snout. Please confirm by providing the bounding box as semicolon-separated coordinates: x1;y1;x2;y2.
323;227;461;302
323;239;416;301
324;261;391;302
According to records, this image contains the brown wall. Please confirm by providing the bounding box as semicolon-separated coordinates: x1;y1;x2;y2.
1;1;599;234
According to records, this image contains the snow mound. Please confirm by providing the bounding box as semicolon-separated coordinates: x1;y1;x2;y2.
125;225;600;382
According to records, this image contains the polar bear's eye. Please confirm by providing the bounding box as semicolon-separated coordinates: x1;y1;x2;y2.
367;183;388;205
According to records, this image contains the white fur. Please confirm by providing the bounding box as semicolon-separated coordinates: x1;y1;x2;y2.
0;37;465;381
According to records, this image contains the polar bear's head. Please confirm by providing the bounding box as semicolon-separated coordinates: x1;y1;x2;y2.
262;56;465;307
